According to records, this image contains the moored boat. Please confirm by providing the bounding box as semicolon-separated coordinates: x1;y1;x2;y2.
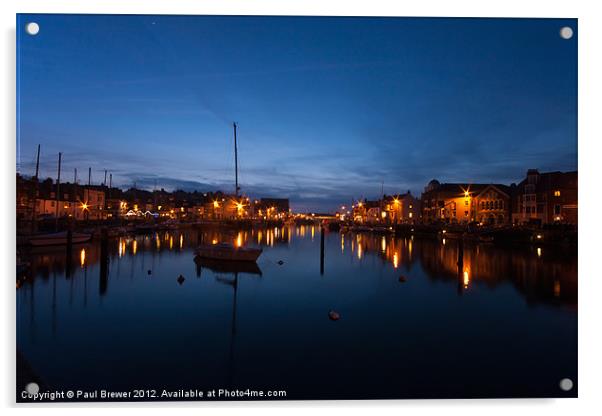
29;231;92;247
194;242;262;262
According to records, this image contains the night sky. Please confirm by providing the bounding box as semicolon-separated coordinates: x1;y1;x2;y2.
17;15;577;212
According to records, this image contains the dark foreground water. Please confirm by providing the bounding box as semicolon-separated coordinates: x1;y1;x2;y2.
16;225;577;400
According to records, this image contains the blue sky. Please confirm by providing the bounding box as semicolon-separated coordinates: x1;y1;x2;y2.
17;15;577;212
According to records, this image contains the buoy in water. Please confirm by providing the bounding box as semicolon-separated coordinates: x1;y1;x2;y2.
277;260;284;265
328;310;340;321
177;274;185;285
399;275;407;283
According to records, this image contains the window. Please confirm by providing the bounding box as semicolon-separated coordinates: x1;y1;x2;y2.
464;211;469;216
464;200;469;206
554;204;561;215
554;190;561;197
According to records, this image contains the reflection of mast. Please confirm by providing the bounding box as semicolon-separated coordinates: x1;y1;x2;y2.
29;271;36;341
51;271;57;336
228;272;238;388
83;263;88;307
211;268;241;388
99;229;108;295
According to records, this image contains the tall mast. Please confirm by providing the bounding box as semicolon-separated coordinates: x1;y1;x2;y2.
73;168;78;218
233;122;239;197
34;144;40;180
30;145;41;233
55;152;62;230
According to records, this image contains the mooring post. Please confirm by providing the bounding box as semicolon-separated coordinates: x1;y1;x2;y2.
456;237;465;295
320;226;325;275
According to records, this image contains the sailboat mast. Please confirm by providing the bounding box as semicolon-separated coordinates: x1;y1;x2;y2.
233;122;239;197
55;152;62;230
34;144;40;180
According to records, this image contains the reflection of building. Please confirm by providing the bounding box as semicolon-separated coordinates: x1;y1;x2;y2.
416;238;576;306
512;169;578;225
421;180;511;225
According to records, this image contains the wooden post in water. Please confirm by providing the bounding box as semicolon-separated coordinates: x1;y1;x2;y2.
320;226;325;275
99;227;108;295
456;237;464;295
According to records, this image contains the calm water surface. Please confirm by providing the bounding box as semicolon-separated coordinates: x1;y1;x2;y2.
16;225;577;399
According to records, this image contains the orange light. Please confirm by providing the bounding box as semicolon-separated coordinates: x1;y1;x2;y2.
80;248;86;267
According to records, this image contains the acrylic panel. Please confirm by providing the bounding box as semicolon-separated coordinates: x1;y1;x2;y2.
16;14;577;402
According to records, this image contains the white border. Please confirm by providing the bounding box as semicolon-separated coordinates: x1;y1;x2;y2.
3;1;601;415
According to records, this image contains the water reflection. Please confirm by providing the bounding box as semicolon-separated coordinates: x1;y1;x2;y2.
17;227;577;308
16;225;577;398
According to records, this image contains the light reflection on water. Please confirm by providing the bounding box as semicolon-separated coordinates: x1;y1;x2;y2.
16;226;577;399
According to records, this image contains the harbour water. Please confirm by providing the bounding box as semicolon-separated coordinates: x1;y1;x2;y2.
16;225;577;400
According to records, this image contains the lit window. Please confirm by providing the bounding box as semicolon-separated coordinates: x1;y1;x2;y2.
554;190;561;197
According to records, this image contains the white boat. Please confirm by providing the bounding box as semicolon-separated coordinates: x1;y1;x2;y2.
29;231;92;247
194;243;262;262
